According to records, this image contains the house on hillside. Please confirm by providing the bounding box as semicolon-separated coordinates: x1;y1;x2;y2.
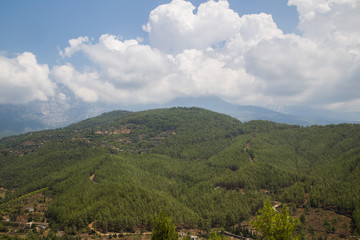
25;208;34;213
37;223;48;230
179;233;198;240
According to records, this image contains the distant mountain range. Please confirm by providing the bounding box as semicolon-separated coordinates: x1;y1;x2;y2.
0;101;114;138
0;97;359;139
161;97;360;126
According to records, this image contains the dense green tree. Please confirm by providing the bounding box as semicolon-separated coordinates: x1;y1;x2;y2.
0;222;9;232
1;108;360;235
352;206;360;235
252;200;299;240
208;231;226;240
151;212;178;240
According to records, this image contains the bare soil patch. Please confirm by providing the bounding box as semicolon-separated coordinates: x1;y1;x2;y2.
295;207;352;239
0;187;6;198
89;174;97;184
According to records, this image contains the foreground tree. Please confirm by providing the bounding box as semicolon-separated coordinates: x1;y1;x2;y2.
252;200;299;240
151;212;178;240
208;231;226;240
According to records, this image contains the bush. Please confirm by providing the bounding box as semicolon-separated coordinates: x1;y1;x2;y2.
151;212;178;240
0;222;9;232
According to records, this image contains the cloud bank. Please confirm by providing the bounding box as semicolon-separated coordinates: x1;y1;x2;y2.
4;0;360;112
0;52;55;104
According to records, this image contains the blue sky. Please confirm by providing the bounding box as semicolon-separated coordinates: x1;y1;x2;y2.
0;0;298;65
0;0;359;114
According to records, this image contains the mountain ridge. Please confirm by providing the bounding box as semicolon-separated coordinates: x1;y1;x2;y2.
0;107;359;238
1;97;359;139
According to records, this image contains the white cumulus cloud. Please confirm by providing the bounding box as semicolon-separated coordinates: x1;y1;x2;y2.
0;52;55;104
53;0;360;112
143;0;243;53
53;34;184;104
289;0;360;53
59;36;89;58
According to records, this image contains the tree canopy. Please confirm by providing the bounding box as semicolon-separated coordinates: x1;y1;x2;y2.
252;200;299;240
151;212;178;240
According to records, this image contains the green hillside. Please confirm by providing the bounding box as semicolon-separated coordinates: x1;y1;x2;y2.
0;107;359;239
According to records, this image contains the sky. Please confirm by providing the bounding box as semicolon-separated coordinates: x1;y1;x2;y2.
0;0;359;114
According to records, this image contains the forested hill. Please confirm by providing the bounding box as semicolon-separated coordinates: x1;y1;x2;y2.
0;107;360;238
